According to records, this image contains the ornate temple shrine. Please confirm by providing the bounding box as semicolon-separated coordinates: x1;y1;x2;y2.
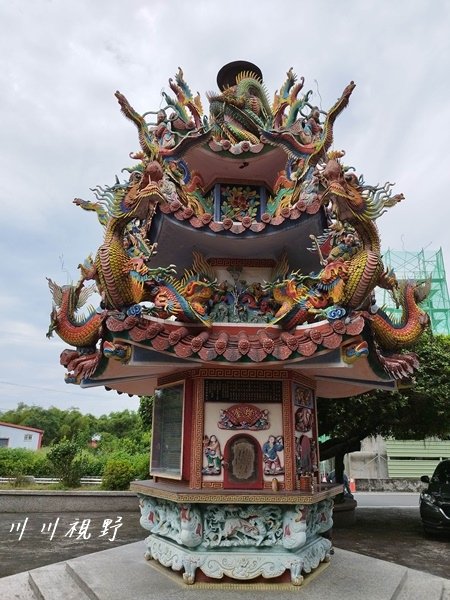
48;61;429;584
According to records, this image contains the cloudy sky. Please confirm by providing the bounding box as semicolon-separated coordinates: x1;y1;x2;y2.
0;1;449;416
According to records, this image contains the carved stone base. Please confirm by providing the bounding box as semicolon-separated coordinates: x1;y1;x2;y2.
138;495;333;584
145;534;331;584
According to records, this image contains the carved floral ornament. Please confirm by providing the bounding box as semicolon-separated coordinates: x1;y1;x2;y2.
217;404;270;430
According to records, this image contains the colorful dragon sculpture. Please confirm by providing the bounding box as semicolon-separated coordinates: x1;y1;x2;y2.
366;280;430;351
47;64;429;384
47;279;105;348
46;279;105;382
316;151;402;304
313;151;430;355
74;160;171;310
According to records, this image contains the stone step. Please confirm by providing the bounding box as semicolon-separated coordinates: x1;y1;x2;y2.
391;569;450;600
28;563;93;600
65;542;172;600
0;571;36;599
325;548;449;600
0;543;448;600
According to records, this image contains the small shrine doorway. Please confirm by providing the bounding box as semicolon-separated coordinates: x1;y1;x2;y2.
223;434;263;490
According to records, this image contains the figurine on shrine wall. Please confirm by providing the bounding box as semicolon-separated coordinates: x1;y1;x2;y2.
203;434;222;475
325;230;360;263
262;435;284;475
296;434;312;474
294;385;314;408
295;406;314;433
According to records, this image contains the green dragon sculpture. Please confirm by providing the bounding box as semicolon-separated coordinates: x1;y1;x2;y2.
208;69;272;144
74;160;174;310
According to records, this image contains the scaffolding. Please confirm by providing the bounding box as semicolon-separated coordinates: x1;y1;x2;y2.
377;248;450;335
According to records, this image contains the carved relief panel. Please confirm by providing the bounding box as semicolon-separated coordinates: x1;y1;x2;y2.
292;384;318;476
203;378;286;488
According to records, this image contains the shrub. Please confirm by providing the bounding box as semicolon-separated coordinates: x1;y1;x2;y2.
130;452;150;480
101;458;134;490
0;443;150;485
47;440;82;487
30;451;54;477
0;448;54;481
77;450;104;476
0;448;35;477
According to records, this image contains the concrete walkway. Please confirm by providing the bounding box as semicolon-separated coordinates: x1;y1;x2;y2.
0;540;448;600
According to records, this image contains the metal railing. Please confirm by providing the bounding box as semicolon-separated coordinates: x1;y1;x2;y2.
0;476;102;485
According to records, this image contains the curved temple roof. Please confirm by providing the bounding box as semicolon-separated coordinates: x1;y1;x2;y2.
47;63;430;397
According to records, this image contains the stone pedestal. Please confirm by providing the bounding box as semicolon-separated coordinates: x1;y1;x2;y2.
136;488;336;584
144;535;331;585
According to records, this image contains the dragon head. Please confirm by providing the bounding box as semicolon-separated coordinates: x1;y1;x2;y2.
319;259;350;284
121;160;165;220
412;279;432;327
413;278;431;303
319;153;404;224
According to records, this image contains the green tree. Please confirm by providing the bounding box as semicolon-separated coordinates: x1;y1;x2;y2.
138;395;154;430
0;404;99;446
96;409;141;438
58;408;91;442
0;404;64;445
318;333;450;487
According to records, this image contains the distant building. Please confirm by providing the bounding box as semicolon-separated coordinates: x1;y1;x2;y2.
0;422;44;450
89;434;101;448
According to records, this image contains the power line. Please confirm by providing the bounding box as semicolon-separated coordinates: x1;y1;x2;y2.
0;380;116;402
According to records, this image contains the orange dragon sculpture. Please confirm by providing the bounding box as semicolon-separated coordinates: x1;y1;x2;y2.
46;279;106;382
315;151;430;350
267;150;430;370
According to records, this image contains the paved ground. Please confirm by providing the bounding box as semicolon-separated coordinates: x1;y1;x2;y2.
0;511;143;578
1;543;448;600
333;507;449;580
1;506;449;580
